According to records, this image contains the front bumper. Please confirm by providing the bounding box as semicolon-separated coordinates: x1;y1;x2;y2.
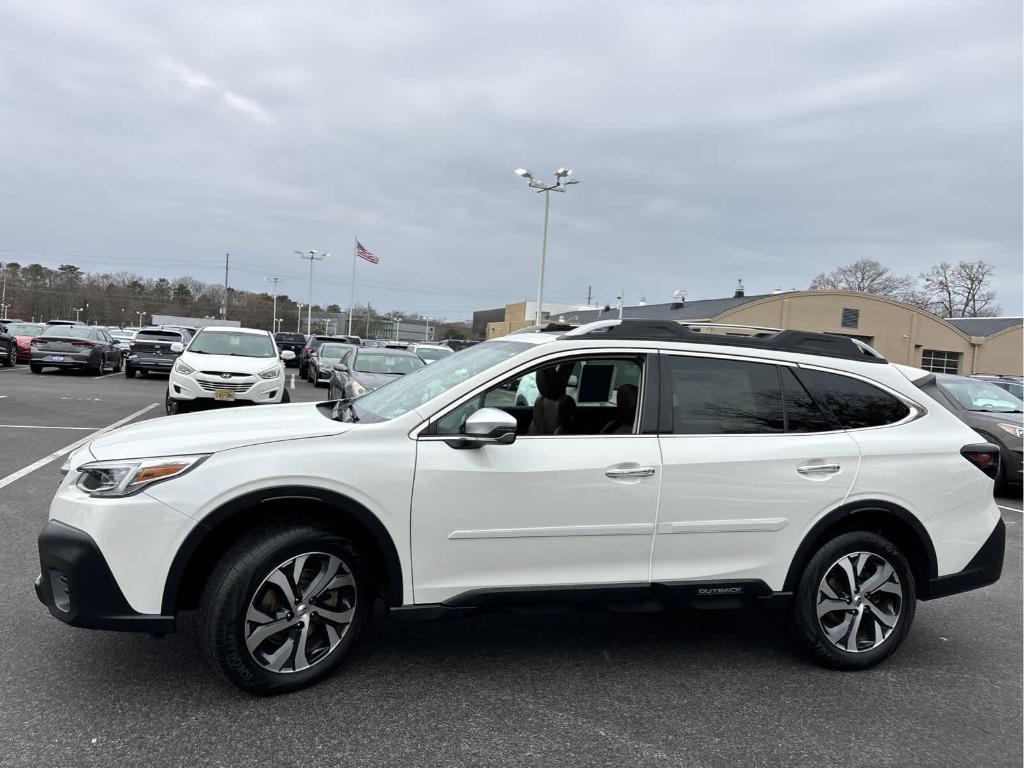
924;518;1006;600
169;369;285;403
35;520;175;632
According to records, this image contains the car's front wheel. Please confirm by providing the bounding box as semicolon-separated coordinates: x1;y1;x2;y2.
198;524;369;695
791;531;915;670
165;394;192;415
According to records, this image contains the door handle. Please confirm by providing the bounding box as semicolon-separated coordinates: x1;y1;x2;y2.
605;466;656;478
797;463;841;475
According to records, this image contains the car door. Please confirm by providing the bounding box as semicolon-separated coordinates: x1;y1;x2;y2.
652;353;861;592
410;352;662;605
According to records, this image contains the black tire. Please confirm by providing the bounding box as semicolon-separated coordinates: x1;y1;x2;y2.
89;356;102;375
112;353;124;373
125;366;136;379
198;524;370;695
791;531;915;670
139;368;148;377
165;394;191;415
2;344;14;367
30;364;42;374
281;389;291;404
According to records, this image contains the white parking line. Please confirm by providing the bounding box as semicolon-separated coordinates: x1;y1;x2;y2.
0;424;104;430
0;403;158;491
92;371;121;380
997;504;1022;514
290;374;296;390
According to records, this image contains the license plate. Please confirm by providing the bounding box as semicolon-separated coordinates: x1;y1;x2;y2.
51;355;64;362
213;390;236;401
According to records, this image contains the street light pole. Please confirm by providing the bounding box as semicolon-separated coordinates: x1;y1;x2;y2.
514;168;580;326
136;310;145;326
424;317;430;342
296;304;305;333
265;277;284;333
73;306;85;322
295;250;328;336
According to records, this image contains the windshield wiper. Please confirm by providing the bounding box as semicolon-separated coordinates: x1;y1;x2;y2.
330;397;360;423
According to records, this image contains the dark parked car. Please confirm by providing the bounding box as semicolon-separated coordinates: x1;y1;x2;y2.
326;347;425;400
972;374;1024;401
125;327;191;378
306;342;354;387
44;319;80;327
298;335;352;378
920;373;1023;493
3;321;45;362
30;325;122;374
273;332;307;366
0;323;16;367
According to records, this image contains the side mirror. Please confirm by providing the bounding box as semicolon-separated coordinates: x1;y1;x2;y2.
445;407;517;449
169;342;184;353
280;350;296;361
333;363;349;372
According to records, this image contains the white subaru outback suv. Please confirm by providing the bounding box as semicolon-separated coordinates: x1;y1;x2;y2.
35;319;1005;694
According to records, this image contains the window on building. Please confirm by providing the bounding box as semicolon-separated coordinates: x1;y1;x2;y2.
921;349;961;375
841;308;860;328
662;356;784;434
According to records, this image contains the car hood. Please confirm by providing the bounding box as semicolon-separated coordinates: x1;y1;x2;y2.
180;352;280;373
353;371;401;390
88;403;353;460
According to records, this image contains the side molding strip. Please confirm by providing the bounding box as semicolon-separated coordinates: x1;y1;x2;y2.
658;518;788;534
449;523;654;540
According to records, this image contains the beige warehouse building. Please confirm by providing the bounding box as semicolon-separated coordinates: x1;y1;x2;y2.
486;290;1022;376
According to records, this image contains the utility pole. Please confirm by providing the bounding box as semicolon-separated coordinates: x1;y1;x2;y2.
136;310;146;326
586;285;592;306
424;317;430;342
296;304;304;333
73;305;86;322
222;253;230;320
617;288;624;320
265;277;283;333
295;250;327;336
0;262;9;317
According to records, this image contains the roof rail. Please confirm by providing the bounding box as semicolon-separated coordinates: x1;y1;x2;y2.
681;321;783;334
562;319;887;364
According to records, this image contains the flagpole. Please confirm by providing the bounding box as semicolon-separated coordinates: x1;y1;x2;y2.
348;237;357;336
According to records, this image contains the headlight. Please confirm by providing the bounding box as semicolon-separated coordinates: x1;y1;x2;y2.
75;455;209;498
258;365;281;379
175;359;195;375
350;380;367;396
997;423;1024;440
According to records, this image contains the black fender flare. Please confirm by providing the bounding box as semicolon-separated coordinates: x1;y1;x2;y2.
782;499;938;594
161;485;404;613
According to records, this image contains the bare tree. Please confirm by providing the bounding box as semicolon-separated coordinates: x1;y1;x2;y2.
919;260;1000;318
810;258;915;300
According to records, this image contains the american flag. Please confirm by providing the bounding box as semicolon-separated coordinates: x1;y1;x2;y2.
355;240;379;264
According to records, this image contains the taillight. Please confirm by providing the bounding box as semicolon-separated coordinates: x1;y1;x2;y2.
71;341;95;347
30;338;42;346
305;346;313;354
961;443;1000;479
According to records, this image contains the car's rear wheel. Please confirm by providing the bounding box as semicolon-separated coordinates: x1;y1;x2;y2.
791;531;915;670
29;364;42;373
125;366;136;378
112;353;124;373
198;524;369;695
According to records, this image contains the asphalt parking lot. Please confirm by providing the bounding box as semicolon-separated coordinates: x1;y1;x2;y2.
0;365;1021;768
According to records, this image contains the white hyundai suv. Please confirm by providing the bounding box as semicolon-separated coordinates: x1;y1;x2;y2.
35;319;1005;694
165;326;295;414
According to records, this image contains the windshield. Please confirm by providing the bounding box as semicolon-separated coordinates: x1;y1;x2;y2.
416;346;453;361
353;353;424;375
938;377;1023;413
188;331;276;357
5;323;44;335
136;329;182;342
348;340;532;422
40;325;92;338
318;343;352;359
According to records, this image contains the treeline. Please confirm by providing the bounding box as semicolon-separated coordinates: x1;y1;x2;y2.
0;261;469;337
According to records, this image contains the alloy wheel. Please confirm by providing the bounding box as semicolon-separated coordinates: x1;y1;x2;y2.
816;551;902;653
244;551;357;674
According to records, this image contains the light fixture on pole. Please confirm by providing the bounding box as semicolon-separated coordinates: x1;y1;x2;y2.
296;304;305;333
514;167;580;326
72;306;86;322
135;310;146;326
265;277;284;334
294;250;327;336
423;316;430;342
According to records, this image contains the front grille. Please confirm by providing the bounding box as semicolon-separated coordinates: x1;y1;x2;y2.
199;370;252;377
197;380;252;393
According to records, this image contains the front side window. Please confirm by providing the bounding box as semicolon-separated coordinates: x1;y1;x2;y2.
663;356;784;435
434;356;644;437
188;331;276;358
797;369;911;428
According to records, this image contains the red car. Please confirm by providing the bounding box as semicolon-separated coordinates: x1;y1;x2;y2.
3;321;44;363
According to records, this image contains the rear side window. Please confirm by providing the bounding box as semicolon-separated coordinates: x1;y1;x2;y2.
797;369;910;429
663;356;784;434
781;368;836;432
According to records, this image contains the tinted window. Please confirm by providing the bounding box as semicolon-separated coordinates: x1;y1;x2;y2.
798;369;910;428
275;333;306;343
353;352;424;375
782;368;836;432
663;356;783;434
136;329;182;342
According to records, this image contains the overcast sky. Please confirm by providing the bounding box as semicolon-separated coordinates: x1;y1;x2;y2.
0;0;1020;319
